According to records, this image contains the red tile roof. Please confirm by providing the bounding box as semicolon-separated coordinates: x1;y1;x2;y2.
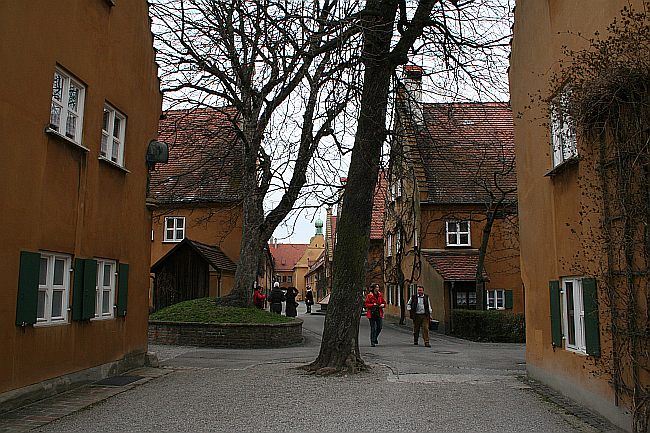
370;171;387;239
150;107;242;204
269;243;308;271
416;102;516;204
151;238;237;273
421;250;489;281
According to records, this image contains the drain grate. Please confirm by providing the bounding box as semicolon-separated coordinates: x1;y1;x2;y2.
94;375;144;387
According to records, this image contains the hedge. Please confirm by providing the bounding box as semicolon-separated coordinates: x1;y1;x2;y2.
450;309;526;343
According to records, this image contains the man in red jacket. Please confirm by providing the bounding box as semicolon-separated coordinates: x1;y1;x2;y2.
364;283;385;347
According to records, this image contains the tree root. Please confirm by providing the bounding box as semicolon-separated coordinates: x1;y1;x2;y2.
300;353;368;376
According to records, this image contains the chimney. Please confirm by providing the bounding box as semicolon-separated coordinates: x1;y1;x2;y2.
403;65;423;126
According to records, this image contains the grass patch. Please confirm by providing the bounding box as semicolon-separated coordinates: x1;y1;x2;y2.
149;297;293;324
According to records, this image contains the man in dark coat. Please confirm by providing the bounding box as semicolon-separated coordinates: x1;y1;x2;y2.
305;287;314;314
285;287;298;317
268;282;285;314
407;285;433;347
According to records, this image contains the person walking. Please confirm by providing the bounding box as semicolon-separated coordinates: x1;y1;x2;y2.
407;285;432;347
268;282;285;314
305;286;314;314
285;287;299;317
253;286;267;309
364;283;385;347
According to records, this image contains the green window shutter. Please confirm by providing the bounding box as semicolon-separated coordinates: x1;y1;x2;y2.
505;290;513;309
16;251;41;326
72;258;85;321
549;280;562;347
116;263;129;317
582;278;600;356
82;259;97;320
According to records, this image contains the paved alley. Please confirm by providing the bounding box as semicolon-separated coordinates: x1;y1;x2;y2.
0;305;617;432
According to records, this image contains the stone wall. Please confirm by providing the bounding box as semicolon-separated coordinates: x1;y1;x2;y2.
148;319;303;348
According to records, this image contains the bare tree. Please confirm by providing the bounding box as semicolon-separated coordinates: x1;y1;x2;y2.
150;0;359;306
305;0;512;373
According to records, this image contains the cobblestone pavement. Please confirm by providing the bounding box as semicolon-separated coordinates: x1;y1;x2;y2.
0;303;624;432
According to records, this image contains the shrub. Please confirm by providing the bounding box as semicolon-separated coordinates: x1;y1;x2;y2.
450;309;525;343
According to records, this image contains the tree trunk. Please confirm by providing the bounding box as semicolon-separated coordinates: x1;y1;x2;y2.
217;191;265;307
475;208;497;311
217;122;265;307
305;0;397;374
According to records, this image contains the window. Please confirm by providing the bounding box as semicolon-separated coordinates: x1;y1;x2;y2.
446;221;471;246
396;231;401;253
391;179;402;200
561;278;586;352
101;104;127;166
164;217;185;242
487;289;505;310
287;276;292;283
387;234;393;257
386;284;393;305
95;259;116;319
550;89;577;167
50;68;85;144
37;252;71;325
455;291;477;308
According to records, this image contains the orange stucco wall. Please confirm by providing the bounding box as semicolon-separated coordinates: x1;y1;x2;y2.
419;206;523;313
293;234;325;300
150;204;243;267
0;1;161;394
509;1;644;429
150;205;243;302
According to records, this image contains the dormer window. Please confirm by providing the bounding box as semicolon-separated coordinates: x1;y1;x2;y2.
446;221;470;246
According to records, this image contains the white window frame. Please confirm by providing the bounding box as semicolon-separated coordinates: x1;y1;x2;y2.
550;89;577;167
37;252;71;325
561;277;586;353
101;103;127;167
288;275;292;283
446;221;471;246
387;233;393;257
486;289;505;310
392;179;402;199
50;68;85;144
164;216;185;242
94;259;116;320
396;231;401;253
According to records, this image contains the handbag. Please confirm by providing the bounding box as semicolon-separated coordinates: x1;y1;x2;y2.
370;305;381;318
